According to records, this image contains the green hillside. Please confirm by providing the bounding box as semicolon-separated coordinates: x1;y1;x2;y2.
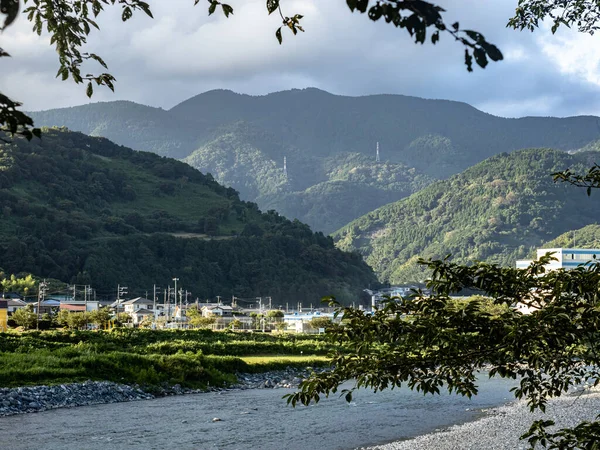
184;128;432;233
540;224;600;250
0;129;376;303
29;89;600;233
333;148;600;283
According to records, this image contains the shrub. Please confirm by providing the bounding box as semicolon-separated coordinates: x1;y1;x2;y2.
12;306;37;330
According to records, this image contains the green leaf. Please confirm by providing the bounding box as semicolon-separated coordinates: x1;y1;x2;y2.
208;1;217;15
356;0;369;13
86;82;93;98
464;49;473;72
267;0;279;15
222;4;233;17
473;47;488;68
122;6;133;21
0;0;20;30
368;5;382;21
276;27;282;44
480;42;503;62
346;0;358;11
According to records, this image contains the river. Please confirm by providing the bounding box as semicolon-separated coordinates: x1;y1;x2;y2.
0;378;516;450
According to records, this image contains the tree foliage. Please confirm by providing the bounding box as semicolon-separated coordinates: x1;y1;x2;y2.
11;305;38;329
0;272;36;295
286;253;600;447
309;316;332;330
187;308;216;328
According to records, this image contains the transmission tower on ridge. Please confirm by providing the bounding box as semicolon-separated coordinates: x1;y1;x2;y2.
283;156;288;179
376;142;380;163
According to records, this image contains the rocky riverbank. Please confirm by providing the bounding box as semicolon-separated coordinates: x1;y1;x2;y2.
0;368;312;417
366;388;600;450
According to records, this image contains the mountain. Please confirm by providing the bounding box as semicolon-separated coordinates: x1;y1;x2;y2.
29;89;600;232
183;124;433;233
333;148;600;283
0;128;376;303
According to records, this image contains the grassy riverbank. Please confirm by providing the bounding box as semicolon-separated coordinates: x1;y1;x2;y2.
0;329;331;389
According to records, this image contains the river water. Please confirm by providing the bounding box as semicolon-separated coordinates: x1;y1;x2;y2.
0;378;516;450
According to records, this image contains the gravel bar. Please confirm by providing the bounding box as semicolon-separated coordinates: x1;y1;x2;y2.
0;368;313;417
366;389;600;450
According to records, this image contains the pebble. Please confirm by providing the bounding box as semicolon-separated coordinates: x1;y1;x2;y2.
0;367;322;417
0;381;154;417
364;389;600;450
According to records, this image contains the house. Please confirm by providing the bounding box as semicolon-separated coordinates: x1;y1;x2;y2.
201;305;234;317
59;301;100;312
130;308;154;325
283;311;339;333
59;303;87;312
39;299;61;315
6;298;27;315
122;297;155;313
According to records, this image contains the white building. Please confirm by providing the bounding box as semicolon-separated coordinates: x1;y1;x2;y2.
122;297;155;313
516;248;600;271
201;305;233;317
515;248;600;314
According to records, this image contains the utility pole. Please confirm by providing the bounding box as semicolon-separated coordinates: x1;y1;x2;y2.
256;297;262;313
217;295;221;305
84;285;92;312
153;285;157;319
117;284;128;316
167;286;171;321
178;288;183;321
267;296;272;310
36;279;48;330
172;278;179;320
163;289;167;321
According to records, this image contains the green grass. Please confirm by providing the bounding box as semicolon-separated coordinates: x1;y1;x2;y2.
0;329;331;388
241;355;329;364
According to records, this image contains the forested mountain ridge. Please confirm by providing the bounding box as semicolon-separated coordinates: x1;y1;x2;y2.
29;88;600;233
0;128;376;302
183;125;433;233
333;148;600;283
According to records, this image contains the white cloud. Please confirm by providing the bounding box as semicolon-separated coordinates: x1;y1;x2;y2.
538;30;600;87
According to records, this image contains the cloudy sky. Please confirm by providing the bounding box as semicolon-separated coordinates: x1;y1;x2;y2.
2;0;600;117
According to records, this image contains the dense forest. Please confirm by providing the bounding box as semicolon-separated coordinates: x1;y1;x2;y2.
333;148;600;283
0;129;376;303
184;125;432;233
29;88;600;233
